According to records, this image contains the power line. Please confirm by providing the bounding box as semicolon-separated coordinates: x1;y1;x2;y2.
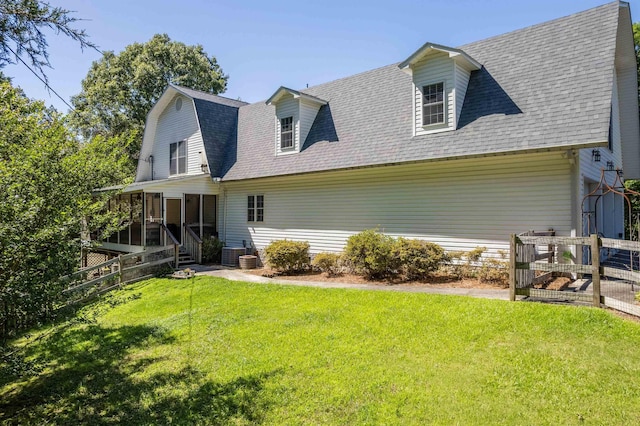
5;43;76;111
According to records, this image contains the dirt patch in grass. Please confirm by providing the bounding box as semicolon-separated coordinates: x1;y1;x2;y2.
534;276;573;291
245;268;509;289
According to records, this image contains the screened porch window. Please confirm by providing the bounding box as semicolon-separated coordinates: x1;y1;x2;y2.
422;83;444;126
184;194;217;238
103;193;143;246
170;140;187;175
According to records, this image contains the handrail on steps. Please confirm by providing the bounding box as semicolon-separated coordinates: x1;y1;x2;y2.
183;224;203;264
160;223;180;267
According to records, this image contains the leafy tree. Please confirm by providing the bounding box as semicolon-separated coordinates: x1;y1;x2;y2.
0;80;130;339
0;0;95;82
70;33;228;163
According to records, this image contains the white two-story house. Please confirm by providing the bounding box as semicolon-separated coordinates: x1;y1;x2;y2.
96;2;640;265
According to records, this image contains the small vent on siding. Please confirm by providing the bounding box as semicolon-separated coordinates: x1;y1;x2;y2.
175;97;183;111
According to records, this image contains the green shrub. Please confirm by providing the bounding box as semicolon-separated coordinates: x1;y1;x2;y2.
393;238;446;280
477;250;509;285
312;252;342;276
466;246;486;263
443;247;487;279
264;240;310;273
343;229;400;279
202;237;224;263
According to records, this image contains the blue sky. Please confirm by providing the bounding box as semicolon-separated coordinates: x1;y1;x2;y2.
3;0;638;112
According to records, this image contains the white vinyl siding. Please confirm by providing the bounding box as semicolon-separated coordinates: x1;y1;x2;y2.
610;75;622;165
145;175;220;199
615;4;640;179
299;99;322;148
413;51;455;135
150;95;205;179
275;96;299;155
454;63;471;124
169;140;187;175
579;133;624;240
221;152;573;258
615;64;640;178
578;67;624;198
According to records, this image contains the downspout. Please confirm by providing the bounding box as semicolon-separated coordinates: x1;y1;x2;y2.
212;177;226;242
223;186;228;243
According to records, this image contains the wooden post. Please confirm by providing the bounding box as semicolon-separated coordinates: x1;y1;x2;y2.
509;234;517;301
117;255;122;287
174;243;180;269
590;234;601;308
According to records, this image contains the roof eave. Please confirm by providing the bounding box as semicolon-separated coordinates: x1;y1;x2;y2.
398;42;482;73
266;86;327;106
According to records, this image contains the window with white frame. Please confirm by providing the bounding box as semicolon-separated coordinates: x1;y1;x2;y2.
247;195;264;222
422;83;445;126
280;116;294;149
170;140;187;175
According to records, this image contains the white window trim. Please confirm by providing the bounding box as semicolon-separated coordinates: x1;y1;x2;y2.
421;81;446;128
169;140;187;176
280;116;295;151
247;194;264;223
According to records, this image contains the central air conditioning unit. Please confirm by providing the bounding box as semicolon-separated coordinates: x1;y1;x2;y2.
221;247;248;267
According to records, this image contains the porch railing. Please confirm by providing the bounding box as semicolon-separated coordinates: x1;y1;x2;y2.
183;224;203;264
160;223;181;267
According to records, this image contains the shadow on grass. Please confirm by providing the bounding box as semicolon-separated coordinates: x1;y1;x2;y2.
1;323;275;424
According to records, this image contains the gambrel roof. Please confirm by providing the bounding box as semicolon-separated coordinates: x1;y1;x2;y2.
136;84;247;181
142;2;638;181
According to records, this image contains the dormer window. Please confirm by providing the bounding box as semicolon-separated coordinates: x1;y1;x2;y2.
398;42;481;135
266;86;328;156
422;83;445;126
170;140;187;175
280;116;294;149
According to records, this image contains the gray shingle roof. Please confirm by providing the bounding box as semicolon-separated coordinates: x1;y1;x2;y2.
208;3;621;181
193;99;239;178
171;84;248;108
167;85;245;177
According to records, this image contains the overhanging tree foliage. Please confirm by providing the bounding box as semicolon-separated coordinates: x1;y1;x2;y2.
0;0;95;82
0;80;130;339
70;33;228;165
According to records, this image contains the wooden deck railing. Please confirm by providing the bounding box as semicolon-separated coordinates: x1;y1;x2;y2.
183;224;203;264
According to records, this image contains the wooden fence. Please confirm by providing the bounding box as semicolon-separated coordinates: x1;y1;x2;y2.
62;245;177;305
510;233;640;316
1;245;177;340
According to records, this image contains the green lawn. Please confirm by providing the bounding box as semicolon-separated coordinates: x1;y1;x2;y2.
2;277;640;425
